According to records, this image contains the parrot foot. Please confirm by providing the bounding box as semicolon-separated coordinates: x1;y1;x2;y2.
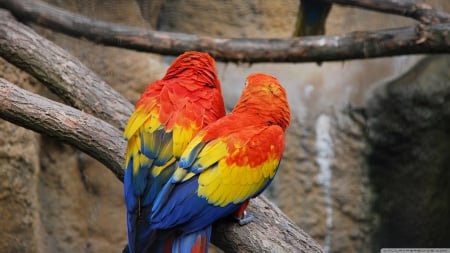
235;211;254;226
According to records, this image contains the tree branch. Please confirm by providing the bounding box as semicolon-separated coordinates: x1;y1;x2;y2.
0;78;325;253
1;0;449;63
0;9;133;130
212;196;325;253
328;0;450;25
0;78;125;181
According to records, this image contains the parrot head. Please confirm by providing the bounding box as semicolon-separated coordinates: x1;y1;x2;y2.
164;51;222;91
233;73;291;131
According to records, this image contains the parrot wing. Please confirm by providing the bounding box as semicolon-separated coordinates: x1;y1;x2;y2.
123;82;178;253
124;80;220;253
151;120;285;234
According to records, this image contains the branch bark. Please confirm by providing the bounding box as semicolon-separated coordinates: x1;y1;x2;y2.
0;78;125;181
212;196;325;253
0;9;133;130
328;0;450;25
1;0;449;63
0;78;324;252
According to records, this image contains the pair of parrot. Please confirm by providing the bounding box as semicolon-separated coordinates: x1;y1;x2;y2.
123;51;291;253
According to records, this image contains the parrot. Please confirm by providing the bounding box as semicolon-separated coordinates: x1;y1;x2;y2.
123;51;226;253
293;0;332;36
149;73;291;253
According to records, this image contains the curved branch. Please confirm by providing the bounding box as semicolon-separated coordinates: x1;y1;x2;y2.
212;196;325;253
0;78;125;181
329;0;450;25
0;9;133;130
1;0;449;63
0;78;324;253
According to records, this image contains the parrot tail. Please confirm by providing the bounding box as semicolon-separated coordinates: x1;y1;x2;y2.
171;226;212;253
148;227;211;253
127;210;156;253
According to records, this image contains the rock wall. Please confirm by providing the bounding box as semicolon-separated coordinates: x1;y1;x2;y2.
0;58;42;253
0;120;41;252
367;55;450;249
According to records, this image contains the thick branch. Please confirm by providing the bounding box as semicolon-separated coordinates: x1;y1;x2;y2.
212;196;325;253
0;78;125;181
1;0;449;63
0;9;133;130
328;0;450;25
0;78;324;252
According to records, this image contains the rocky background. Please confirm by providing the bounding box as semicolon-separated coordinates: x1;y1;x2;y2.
0;1;449;253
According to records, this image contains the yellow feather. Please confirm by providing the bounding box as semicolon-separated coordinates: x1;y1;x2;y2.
194;140;228;169
152;157;176;176
125;136;141;174
125;136;135;165
124;110;151;139
143;112;162;134
197;156;279;207
138;153;152;172
172;123;197;157
172;167;190;182
181;172;197;182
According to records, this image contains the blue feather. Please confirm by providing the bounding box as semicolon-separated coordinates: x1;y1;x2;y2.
143;161;177;206
178;142;206;168
141;128;163;159
150;176;241;234
172;226;212;253
154;131;174;166
124;157;137;209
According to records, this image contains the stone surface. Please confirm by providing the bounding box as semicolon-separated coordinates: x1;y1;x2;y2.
0;57;43;253
0;120;41;253
367;55;450;249
36;137;127;253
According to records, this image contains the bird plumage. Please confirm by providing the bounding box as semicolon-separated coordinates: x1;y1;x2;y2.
123;51;225;253
150;73;291;253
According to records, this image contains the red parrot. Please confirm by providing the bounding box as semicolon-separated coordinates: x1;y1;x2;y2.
149;73;291;253
123;52;225;253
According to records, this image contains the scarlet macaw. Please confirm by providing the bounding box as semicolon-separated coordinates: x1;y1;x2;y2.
123;51;225;253
149;73;291;253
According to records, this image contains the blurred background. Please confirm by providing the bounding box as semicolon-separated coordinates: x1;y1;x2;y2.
0;0;449;252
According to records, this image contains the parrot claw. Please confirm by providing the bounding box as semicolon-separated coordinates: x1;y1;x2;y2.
235;211;254;226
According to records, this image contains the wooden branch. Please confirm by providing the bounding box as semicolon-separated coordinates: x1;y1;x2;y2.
0;78;125;181
0;78;325;253
1;0;450;63
0;9;133;130
212;196;325;253
328;0;450;25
